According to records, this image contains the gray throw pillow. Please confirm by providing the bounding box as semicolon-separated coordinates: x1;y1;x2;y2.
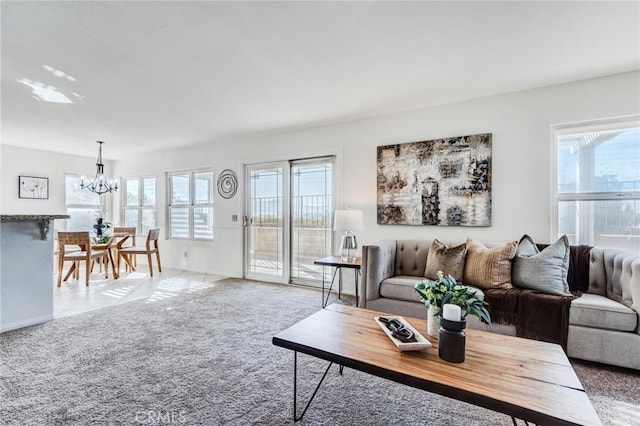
512;234;571;296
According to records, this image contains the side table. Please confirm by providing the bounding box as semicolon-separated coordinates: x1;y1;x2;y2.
313;256;361;308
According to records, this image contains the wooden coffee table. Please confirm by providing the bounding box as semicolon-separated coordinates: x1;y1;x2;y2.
272;304;602;425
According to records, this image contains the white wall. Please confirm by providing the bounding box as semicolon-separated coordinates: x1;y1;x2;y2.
0;145;115;226
3;71;639;290
115;71;640;281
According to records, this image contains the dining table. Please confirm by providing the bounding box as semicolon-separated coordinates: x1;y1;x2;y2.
62;232;135;281
90;237;119;279
112;232;136;272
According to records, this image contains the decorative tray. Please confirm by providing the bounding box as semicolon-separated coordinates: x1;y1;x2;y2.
374;315;432;351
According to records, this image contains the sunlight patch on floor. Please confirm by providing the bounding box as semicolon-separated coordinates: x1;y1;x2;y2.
146;291;180;303
186;281;216;293
156;278;216;293
157;278;191;291
123;272;148;280
54;268;228;317
101;286;136;299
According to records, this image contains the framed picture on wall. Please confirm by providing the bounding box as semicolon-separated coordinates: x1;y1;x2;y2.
18;176;49;199
377;133;492;226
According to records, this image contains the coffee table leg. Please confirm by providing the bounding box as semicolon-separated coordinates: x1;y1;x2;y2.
293;351;334;422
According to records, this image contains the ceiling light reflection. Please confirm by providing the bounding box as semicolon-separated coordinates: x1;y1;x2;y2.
18;64;82;103
17;78;73;103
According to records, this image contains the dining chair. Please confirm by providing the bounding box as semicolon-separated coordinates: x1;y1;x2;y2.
56;231;106;287
112;227;137;271
54;230;80;274
117;228;162;277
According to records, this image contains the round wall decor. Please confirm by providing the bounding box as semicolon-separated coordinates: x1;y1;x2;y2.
217;169;238;199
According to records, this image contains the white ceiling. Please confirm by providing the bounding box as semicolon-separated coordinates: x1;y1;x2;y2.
2;1;639;160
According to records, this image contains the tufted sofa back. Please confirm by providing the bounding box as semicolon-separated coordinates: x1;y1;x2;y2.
589;248;640;313
394;240;431;276
391;239;502;278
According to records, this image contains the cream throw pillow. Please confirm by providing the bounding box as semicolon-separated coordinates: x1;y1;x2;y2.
463;237;517;289
424;239;467;282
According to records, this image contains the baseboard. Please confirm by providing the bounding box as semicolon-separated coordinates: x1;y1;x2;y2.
1;314;53;333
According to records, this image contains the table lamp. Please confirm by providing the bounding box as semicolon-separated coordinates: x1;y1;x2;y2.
334;209;363;262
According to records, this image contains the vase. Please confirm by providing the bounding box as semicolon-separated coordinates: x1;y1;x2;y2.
427;305;440;339
438;317;467;363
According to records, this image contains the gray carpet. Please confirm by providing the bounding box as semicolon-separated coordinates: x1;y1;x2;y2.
1;278;638;426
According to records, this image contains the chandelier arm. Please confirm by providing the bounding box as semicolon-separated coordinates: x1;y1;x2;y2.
80;141;118;195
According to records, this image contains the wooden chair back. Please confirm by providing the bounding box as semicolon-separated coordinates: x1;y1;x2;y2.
146;228;160;250
57;231;90;255
113;227;136;233
113;227;137;248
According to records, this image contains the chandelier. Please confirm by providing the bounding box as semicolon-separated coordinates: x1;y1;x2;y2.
81;141;118;195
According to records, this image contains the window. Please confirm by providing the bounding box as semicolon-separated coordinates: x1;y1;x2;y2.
122;176;157;235
65;174;101;231
553;116;640;252
167;169;214;240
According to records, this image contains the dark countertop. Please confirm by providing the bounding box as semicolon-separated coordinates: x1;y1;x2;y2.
1;214;70;221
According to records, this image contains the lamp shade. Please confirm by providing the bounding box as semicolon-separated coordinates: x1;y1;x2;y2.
333;210;363;231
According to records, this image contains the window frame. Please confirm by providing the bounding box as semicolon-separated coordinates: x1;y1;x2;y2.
551;114;640;245
166;168;215;241
121;175;157;235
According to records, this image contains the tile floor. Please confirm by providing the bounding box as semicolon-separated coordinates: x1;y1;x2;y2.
54;265;228;318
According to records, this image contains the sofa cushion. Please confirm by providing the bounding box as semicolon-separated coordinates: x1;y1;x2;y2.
570;293;638;332
380;275;487;305
512;234;571;296
380;275;425;303
424;239;466;281
464;238;517;290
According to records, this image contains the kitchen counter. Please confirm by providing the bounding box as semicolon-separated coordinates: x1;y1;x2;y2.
1;214;69;332
1;214;70;240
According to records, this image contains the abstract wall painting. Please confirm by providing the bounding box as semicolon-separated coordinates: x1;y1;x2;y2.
377;133;492;226
19;176;49;199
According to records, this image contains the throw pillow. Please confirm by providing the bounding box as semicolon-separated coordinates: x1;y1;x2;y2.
424;239;467;282
463;237;517;290
512;234;571;296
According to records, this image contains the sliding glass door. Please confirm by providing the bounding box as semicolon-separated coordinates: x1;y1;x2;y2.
291;159;333;283
245;157;334;285
245;163;289;282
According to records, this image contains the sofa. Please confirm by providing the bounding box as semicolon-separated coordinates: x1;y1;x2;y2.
360;239;640;370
